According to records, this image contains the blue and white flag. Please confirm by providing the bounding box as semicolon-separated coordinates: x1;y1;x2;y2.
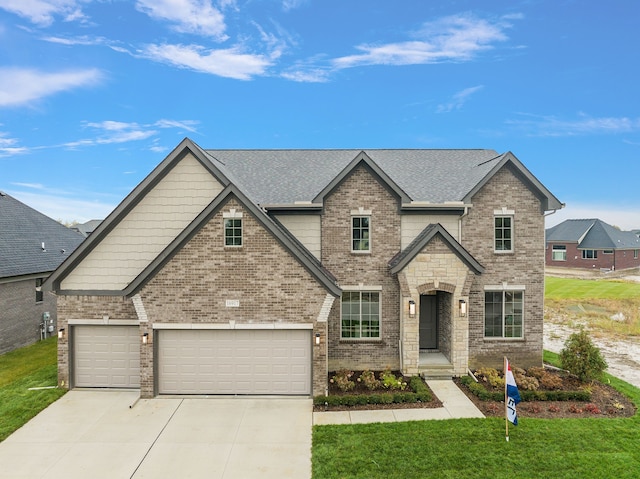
505;359;521;426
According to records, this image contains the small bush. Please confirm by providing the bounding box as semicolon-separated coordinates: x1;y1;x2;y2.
358;370;381;391
475;367;505;389
548;405;561;413
539;372;563;390
559;329;608;382
527;367;547;379
381;367;407;391
584;403;602;415
517;376;540;391
332;369;355;392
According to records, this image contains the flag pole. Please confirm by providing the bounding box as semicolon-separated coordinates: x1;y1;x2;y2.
504;356;509;442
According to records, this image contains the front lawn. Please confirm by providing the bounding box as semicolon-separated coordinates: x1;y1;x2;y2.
0;337;65;442
545;276;640;300
312;352;640;479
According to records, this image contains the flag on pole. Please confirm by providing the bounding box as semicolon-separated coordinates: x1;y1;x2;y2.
505;358;521;426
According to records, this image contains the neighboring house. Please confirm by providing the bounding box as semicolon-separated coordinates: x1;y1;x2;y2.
0;193;84;354
45;138;562;398
546;219;640;271
70;219;102;237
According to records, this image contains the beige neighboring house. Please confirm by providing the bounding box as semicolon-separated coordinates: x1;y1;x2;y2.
45;138;563;398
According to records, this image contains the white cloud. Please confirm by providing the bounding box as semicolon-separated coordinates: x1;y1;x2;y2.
332;13;513;69
0;67;102;107
282;0;308;12
135;0;228;40
437;85;484;113
6;189;117;223
0;0;87;26
154;119;199;133
507;113;640;137
140;43;272;80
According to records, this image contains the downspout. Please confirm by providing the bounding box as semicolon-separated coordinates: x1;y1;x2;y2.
458;205;470;240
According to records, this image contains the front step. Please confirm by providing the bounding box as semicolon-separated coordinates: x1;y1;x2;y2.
419;364;455;380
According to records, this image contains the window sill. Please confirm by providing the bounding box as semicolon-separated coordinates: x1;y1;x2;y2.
339;338;382;344
483;337;525;342
494;250;514;255
351;250;371;255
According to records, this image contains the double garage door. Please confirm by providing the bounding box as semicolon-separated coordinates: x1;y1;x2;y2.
73;326;311;395
158;329;311;395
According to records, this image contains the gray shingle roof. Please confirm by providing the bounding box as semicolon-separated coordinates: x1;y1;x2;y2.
546;219;640;249
0;193;85;279
205;149;504;205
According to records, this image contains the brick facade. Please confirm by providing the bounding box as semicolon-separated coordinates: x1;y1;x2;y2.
138;197;331;397
322;165;402;371
546;241;640;271
0;276;57;354
462;164;546;369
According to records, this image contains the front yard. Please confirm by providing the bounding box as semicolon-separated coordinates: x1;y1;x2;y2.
312;357;640;478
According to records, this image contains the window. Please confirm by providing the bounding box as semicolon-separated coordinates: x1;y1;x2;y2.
494;216;513;252
552;245;566;261
582;249;597;259
635;250;638;259
341;291;380;339
484;290;523;338
603;250;613;255
224;218;242;246
35;278;44;303
352;216;370;252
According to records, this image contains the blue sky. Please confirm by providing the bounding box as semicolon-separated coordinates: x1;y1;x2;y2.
1;0;639;229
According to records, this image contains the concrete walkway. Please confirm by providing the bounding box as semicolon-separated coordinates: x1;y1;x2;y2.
313;379;484;425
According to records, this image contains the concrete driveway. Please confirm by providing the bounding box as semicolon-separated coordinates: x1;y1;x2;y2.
0;390;312;479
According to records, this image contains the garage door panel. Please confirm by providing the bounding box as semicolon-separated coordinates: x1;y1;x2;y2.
158;329;310;395
74;326;140;388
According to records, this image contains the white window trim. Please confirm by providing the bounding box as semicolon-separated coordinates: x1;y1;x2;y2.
340;288;382;341
351;207;372;254
483;283;525;340
493;208;514;254
552;244;567;261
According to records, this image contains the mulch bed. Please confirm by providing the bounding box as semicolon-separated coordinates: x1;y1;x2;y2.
316;369;636;418
454;370;636;419
313;371;443;412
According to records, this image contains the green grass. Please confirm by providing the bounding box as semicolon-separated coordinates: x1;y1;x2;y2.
312;351;640;479
545;276;640;300
0;337;66;442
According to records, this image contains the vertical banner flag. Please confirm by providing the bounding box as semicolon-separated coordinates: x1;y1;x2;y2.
505;358;521;426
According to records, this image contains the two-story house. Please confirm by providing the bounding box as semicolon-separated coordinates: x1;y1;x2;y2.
44;139;562;398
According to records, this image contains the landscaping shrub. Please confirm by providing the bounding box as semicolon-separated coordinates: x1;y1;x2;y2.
381;368;408;390
331;369;355;392
475;367;505;389
559;329;608;382
358;370;381;390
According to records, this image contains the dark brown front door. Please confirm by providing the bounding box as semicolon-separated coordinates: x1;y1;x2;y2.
419;295;438;349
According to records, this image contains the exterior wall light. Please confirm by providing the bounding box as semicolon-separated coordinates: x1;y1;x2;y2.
315;333;321;345
142;332;149;344
58;328;65;339
459;299;467;317
408;300;416;316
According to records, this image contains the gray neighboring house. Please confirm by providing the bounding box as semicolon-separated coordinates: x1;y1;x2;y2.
0;192;84;354
45;139;562;398
71;219;102;237
546;218;640;271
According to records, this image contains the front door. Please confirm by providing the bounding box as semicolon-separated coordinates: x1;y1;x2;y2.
419;295;438;349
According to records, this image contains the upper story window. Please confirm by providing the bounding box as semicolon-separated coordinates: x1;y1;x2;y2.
484;288;524;339
493;208;514;253
341;290;380;339
603;249;613;255
552;245;566;261
35;278;44;303
582;249;597;259
351;207;372;253
223;209;243;247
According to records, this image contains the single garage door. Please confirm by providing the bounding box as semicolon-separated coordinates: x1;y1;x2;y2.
158;329;311;395
73;325;140;388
